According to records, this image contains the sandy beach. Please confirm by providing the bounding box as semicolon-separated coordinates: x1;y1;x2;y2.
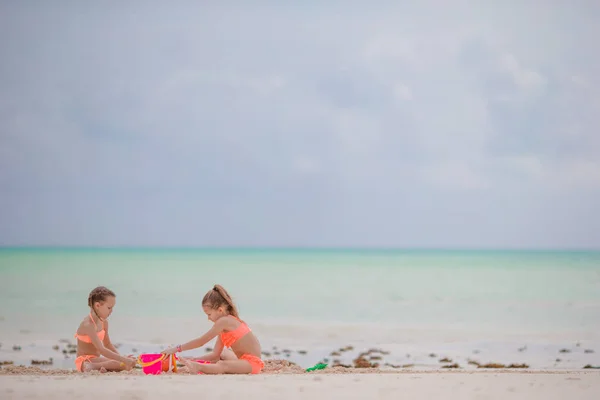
2;250;599;398
1;368;598;400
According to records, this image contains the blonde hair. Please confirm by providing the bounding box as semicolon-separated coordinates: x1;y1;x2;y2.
202;284;239;318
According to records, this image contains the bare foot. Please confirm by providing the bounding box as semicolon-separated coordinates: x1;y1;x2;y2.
82;362;93;372
181;358;203;374
100;367;107;373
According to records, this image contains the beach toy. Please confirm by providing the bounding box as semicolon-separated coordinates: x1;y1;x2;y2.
161;353;179;373
138;354;164;375
306;363;328;372
138;353;178;375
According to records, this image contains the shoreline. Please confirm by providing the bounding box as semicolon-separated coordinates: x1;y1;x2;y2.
1;336;598;371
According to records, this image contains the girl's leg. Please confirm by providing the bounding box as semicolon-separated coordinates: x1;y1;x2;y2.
178;356;200;362
83;357;127;372
220;348;238;361
181;349;236;363
181;359;252;375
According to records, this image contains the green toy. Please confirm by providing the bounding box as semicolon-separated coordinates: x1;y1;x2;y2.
306;363;328;372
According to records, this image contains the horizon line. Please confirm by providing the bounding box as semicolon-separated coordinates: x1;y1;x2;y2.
1;245;599;252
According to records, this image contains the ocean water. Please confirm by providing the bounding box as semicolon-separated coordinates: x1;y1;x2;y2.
1;248;599;370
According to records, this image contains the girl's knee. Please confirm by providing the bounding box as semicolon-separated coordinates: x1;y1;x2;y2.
220;349;237;361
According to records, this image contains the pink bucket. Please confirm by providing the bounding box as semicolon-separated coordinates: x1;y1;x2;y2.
139;353;165;375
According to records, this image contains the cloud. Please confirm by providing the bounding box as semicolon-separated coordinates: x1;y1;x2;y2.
421;161;490;191
500;53;547;91
0;2;599;248
392;84;413;102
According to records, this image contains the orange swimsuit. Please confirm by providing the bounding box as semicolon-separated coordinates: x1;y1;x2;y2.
218;316;264;374
220;316;250;347
74;313;105;371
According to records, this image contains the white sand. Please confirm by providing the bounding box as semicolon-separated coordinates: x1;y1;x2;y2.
1;371;599;400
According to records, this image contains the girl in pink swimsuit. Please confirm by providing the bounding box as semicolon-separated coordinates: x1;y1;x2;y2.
162;284;264;374
74;286;136;372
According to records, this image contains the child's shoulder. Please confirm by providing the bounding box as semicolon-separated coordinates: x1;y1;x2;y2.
78;314;102;329
76;315;92;332
220;315;242;329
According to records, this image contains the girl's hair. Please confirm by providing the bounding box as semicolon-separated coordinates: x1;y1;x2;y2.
88;286;116;307
202;284;239;318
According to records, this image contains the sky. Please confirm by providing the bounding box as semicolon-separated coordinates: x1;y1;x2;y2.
1;1;599;249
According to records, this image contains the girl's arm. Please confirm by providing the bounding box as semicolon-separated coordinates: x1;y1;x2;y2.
80;322;134;367
163;318;228;354
102;321;120;354
195;336;225;362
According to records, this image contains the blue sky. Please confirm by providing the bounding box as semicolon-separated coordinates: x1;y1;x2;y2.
1;2;599;248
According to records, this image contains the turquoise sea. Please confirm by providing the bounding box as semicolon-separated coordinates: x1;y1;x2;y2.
1;248;599;370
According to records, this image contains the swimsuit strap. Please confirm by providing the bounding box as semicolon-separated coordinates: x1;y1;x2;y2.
89;312;105;331
89;312;98;329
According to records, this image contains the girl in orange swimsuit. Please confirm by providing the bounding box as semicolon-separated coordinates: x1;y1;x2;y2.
162;284;264;375
74;286;136;372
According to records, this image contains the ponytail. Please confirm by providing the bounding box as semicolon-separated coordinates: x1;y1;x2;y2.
202;284;239;318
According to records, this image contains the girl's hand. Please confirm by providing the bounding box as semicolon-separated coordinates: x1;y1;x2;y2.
161;347;177;355
123;357;136;371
